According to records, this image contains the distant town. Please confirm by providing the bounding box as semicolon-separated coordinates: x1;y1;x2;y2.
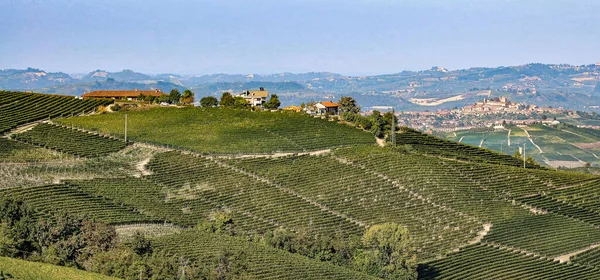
392;96;568;133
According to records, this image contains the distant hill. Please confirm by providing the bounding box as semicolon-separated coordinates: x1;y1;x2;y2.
36;79;185;96
2;63;600;109
0;68;72;89
81;69;152;82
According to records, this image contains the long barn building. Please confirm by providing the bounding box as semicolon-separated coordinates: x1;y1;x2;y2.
82;89;164;100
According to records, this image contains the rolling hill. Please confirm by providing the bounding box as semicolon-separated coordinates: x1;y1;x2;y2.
3;91;600;279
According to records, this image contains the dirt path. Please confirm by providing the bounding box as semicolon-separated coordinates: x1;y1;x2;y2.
469;223;492;245
115;223;183;239
212;149;331;159
521;127;543;153
134;156;153;177
376;137;386;147
554;243;600;263
4;122;41;137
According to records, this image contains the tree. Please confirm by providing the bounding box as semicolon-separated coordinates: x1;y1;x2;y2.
158;94;170;104
354;223;417;279
338;96;360;114
264;94;281;110
233;96;250;109
200;96;219;107
181;90;195;104
219;92;235;107
169;89;182;104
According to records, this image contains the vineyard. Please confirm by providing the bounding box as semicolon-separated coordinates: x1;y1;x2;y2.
57;107;375;154
482;213;600;257
3;95;600;279
145;151;364;235
11;123;127;157
0;138;66;162
0;183;154;224
152;230;379;280
418;243;600;280
0;91;112;134
226;153;483;260
397;127;539;168
0;256;119;280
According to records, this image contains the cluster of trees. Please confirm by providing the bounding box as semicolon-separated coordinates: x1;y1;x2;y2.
199;211;417;279
199;92;280;110
137;89;195;105
0;197;248;280
337;96;398;139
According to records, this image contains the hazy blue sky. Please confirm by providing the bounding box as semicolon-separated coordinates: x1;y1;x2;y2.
1;0;599;75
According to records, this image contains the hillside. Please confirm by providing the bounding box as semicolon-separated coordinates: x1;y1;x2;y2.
57;107;375;154
3;91;600;279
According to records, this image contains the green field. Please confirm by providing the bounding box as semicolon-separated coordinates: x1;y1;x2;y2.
0;257;119;280
5;94;600;279
442;124;600;168
57;107;375;154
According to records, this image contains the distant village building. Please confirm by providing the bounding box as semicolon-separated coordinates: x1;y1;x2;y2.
82;89;163;100
282;105;302;112
238;87;269;107
315;101;339;115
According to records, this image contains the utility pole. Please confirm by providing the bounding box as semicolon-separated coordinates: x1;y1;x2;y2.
523;142;526;169
124;114;128;143
391;108;396;145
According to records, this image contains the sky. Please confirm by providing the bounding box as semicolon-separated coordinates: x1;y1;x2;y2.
1;0;599;76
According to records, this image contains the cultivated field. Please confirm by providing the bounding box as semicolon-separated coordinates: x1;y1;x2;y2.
57;107;375;154
3;91;600;279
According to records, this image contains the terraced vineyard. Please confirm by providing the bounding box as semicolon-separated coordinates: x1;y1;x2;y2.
153;230;378;280
0;138;67;162
483;214;600;257
145;151;363;235
418;243;600;280
57;107;375;154
0;184;154;224
226;153;483;260
571;247;600;268
0;91;112;134
11;123;127;157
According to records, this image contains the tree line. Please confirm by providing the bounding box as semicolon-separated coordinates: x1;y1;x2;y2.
329;96;398;139
199;92;280;110
136;89;195;105
0;196;250;280
198;210;418;280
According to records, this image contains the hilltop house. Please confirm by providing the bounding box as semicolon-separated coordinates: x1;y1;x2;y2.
239;87;269;107
315;101;339;115
82;89;163;100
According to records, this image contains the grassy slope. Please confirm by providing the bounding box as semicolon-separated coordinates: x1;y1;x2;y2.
57;107;375;154
0;256;118;280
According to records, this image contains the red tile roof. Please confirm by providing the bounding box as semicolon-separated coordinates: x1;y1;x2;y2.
319;101;339;108
82;89;164;98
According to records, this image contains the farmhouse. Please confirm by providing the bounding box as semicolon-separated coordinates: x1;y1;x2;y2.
239;87;269;107
82;89;164;100
315;101;339;115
